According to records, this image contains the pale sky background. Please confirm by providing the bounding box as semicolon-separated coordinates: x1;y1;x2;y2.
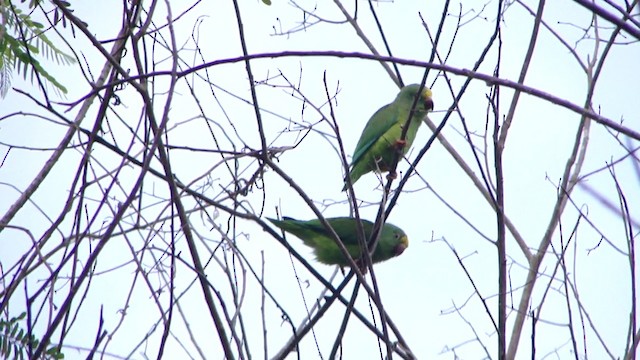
1;1;639;359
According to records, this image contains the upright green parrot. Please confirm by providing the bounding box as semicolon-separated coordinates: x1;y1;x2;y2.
267;217;408;267
343;84;434;191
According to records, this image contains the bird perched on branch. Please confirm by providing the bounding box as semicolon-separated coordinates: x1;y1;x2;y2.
267;216;408;267
343;84;434;191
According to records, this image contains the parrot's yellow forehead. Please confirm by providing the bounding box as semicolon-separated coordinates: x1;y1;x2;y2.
422;88;433;99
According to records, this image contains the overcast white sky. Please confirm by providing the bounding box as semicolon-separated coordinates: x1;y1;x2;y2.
1;1;639;359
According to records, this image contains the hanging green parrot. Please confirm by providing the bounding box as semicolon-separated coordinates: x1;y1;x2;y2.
267;217;408;267
343;84;434;191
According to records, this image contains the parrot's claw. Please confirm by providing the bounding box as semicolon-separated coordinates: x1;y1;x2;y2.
339;266;347;276
395;139;407;148
386;172;398;181
354;259;369;275
359;266;369;275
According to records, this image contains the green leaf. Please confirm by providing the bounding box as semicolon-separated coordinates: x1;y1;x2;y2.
0;3;75;98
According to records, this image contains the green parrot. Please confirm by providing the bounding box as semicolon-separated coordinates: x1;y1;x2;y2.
268;217;408;267
343;84;434;191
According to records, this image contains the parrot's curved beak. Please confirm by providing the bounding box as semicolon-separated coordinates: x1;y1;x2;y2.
395;235;409;256
425;98;434;111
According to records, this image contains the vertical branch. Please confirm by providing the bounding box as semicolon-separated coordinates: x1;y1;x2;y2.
492;47;507;360
557;217;580;360
496;0;545;357
231;0;268;156
531;310;537;360
329;283;360;359
366;0;404;86
260;252;267;360
609;165;638;359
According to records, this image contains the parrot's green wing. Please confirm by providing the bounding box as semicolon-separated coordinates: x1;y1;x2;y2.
267;217;366;246
267;217;321;248
350;103;401;167
342;104;403;191
268;217;366;265
268;217;409;266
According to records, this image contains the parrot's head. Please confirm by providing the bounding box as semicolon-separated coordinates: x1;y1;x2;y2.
400;84;434;112
384;223;409;258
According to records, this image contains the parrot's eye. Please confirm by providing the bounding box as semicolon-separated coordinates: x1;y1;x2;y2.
394;232;400;239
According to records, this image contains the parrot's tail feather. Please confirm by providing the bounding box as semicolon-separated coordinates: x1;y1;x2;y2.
342;170;359;192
